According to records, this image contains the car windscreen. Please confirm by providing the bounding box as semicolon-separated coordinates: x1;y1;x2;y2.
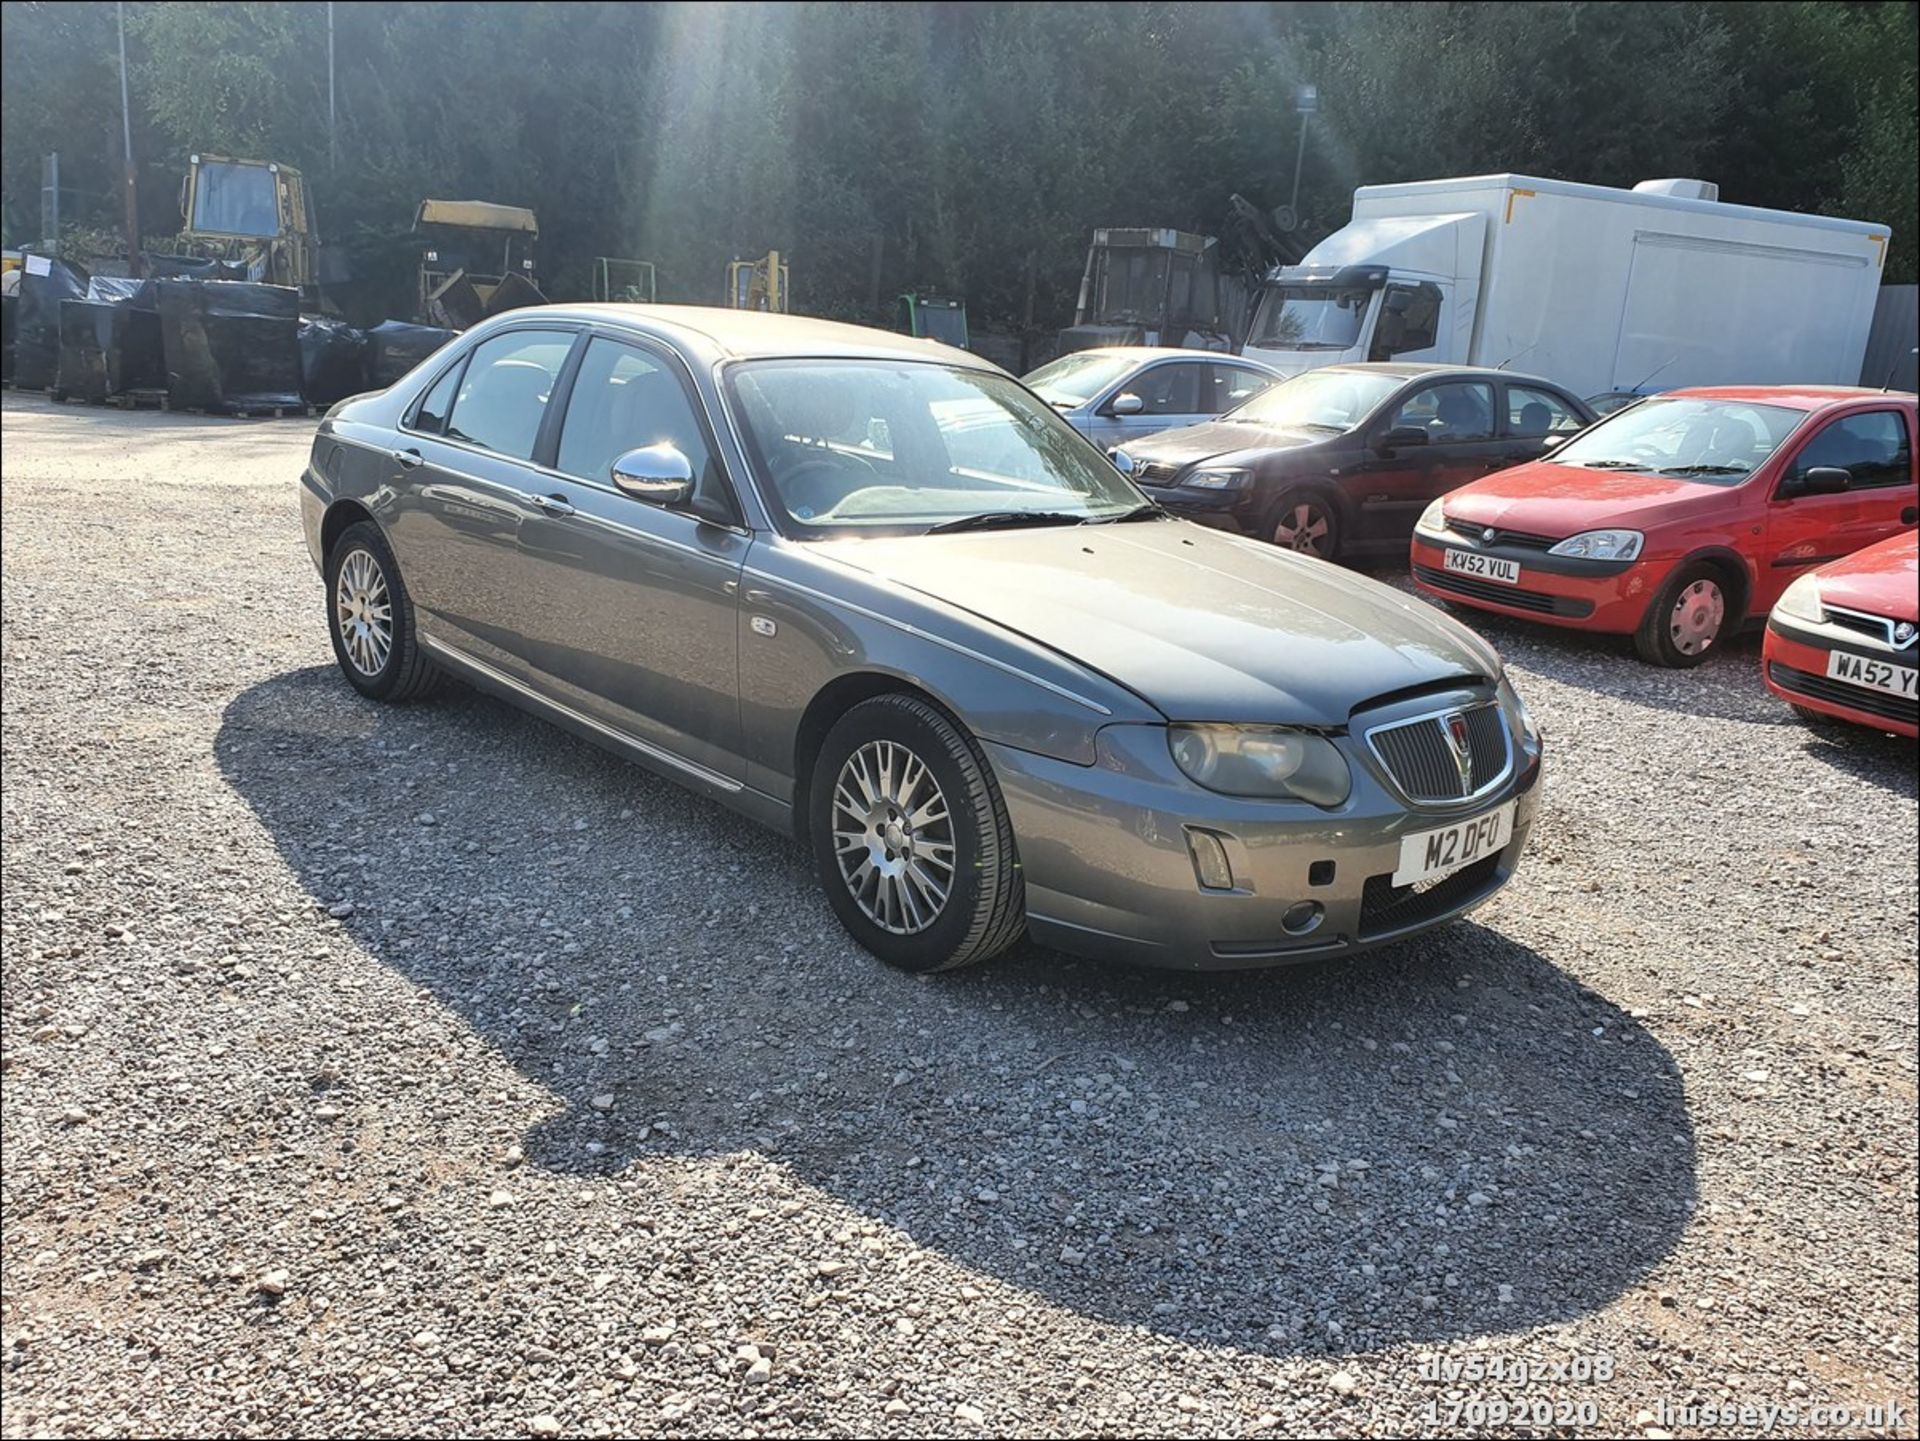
1222;367;1402;433
726;361;1146;537
191;162;279;237
1551;396;1807;483
1247;285;1375;351
1022;351;1137;408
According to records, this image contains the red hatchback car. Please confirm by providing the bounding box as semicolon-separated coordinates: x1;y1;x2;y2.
1409;387;1919;666
1762;529;1918;738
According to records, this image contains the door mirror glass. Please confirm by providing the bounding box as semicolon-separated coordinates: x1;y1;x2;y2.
1378;425;1429;451
1791;465;1854;497
1109;447;1138;476
611;443;695;506
1108;392;1144;416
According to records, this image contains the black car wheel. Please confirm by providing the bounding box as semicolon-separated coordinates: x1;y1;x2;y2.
325;521;443;701
1265;487;1342;560
1634;560;1734;668
808;694;1026;973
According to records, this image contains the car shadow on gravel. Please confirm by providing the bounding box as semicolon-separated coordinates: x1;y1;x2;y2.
1791;724;1919;793
216;667;1698;1359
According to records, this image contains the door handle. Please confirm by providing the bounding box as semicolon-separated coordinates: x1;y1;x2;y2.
528;493;576;517
392;447;423;470
1902;506;1916;525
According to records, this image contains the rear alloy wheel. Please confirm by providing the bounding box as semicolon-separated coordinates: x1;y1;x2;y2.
808;694;1025;972
1267;488;1341;560
325;521;443;701
1635;560;1732;668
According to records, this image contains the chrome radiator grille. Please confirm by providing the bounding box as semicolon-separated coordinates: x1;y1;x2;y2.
1366;703;1510;804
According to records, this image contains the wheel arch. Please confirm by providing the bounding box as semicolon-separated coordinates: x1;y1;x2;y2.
792;671;974;836
320;497;381;561
1672;545;1753;625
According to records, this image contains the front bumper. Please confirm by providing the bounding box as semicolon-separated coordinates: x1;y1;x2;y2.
1409;532;1659;635
1762;616;1919;738
986;694;1542;971
1137;480;1245;521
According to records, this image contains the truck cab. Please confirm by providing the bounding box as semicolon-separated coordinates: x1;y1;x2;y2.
1243;211;1482;377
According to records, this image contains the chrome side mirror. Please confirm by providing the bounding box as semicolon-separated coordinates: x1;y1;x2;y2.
1109;392;1145;416
611;443;694;506
1108;447;1137;477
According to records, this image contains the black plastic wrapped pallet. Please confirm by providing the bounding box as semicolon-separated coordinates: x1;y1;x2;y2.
2;293;17;384
57;299;120;402
80;278;168;397
297;316;368;406
155;279;304;412
365;320;457;389
13;256;89;390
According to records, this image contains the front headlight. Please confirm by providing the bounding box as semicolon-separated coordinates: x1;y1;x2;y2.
1184;467;1252;492
1774;571;1824;624
1168;724;1350;806
1415;497;1449;535
1548;528;1643;562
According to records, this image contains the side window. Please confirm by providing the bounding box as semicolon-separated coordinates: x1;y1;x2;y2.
1506;385;1586;438
444;329;575;460
1207;365;1272;414
1788;411;1913;490
556;337;726;511
1389;381;1495;442
411;360;463;434
1372;282;1442;360
1132;362;1205;415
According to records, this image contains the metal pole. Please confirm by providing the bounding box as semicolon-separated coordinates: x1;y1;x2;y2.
327;1;337;171
118;2;142;275
1288;117;1309;218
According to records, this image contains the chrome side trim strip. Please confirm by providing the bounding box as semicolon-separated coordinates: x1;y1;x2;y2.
416;634;744;793
740;567;1114;716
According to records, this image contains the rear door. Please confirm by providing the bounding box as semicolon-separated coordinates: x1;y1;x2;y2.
1763;405;1919;606
1350;378;1503;545
1207;362;1276;416
387;325;580;682
1495;381;1590;469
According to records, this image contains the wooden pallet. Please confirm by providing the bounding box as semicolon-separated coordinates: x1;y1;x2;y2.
174;402;316;420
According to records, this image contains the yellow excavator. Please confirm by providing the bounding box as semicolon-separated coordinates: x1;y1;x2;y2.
177;153;318;294
414;199;543;327
726;250;789;311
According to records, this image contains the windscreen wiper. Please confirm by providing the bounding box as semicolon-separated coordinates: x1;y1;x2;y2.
1570;459;1643;469
923;510;1088;535
1083;503;1166;524
1658;463;1750;476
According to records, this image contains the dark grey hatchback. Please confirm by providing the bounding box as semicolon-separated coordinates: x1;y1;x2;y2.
302;306;1540;974
1122;362;1595;562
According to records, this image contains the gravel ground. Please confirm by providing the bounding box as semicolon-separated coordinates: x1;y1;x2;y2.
2;391;1915;1440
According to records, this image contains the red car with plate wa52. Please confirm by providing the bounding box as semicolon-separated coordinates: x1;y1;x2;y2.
1763;529;1918;738
1409;387;1919;667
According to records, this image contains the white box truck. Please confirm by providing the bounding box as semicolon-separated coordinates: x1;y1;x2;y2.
1241;174;1891;399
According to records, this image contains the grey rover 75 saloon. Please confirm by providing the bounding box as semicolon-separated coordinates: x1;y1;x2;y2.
300;306;1541;972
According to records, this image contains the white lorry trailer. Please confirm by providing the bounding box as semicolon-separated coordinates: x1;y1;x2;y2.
1241;174;1891;397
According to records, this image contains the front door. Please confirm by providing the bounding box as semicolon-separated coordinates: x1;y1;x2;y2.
1352;378;1504;546
1093;360;1212;448
512;333;750;778
1762;405;1919;609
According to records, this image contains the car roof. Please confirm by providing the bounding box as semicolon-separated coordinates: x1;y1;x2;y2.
1659;384;1916;411
1315;361;1571;390
1061;346;1269;365
524;303;1003;371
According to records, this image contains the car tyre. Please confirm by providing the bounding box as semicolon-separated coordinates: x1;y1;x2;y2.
1634;560;1733;668
808;694;1026;973
1265;486;1342;561
325;521;443;701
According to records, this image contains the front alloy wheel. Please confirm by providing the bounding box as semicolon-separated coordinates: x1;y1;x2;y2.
808;694;1026;972
1268;489;1340;560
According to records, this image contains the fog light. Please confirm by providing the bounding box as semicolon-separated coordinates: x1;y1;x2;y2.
1186;829;1234;891
1281;900;1324;935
